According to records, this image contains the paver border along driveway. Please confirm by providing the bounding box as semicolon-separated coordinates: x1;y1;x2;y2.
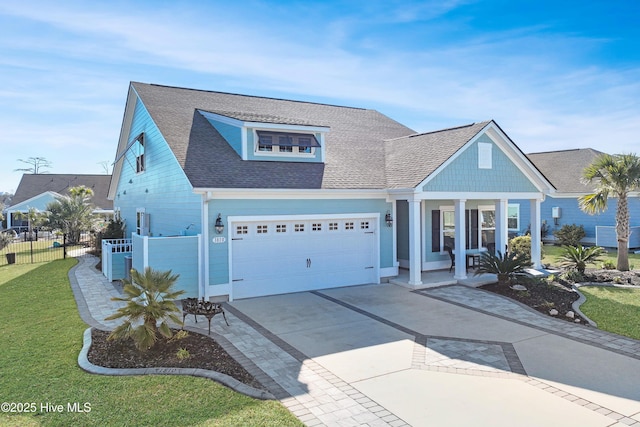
70;257;640;426
228;284;640;427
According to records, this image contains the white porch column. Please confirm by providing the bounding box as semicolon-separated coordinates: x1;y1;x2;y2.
530;199;542;269
408;199;422;286
495;199;508;255
454;199;467;280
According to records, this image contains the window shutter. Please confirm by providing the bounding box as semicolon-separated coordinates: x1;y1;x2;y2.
470;209;479;249
431;210;440;252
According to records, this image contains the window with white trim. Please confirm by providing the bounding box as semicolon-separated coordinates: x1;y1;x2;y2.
508;205;519;230
441;209;455;250
480;209;495;248
255;130;320;156
134;134;145;173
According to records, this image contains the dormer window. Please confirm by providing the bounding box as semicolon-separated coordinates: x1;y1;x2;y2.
255;130;320;156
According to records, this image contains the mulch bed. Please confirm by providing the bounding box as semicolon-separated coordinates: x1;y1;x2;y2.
481;268;640;323
88;329;265;391
481;280;583;322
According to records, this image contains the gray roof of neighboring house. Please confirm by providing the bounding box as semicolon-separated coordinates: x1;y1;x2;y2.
526;148;604;193
384;121;492;189
10;174;113;210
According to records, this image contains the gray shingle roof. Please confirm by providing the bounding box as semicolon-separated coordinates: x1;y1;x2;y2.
384;122;492;189
527;148;605;193
201;109;325;127
132;82;415;190
11;174;113;209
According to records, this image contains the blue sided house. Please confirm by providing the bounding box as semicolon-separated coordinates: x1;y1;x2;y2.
524;149;640;248
107;82;555;300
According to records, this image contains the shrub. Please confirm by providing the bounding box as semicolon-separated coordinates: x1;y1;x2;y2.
601;260;616;270
106;267;186;351
475;250;532;286
509;235;532;262
558;245;605;274
176;348;191;361
554;224;586;247
560;269;584;283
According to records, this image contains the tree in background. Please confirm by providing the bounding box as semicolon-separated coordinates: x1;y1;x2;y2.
46;186;97;244
579;153;640;271
14;157;52;174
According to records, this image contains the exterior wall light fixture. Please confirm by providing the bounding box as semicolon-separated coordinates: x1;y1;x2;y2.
214;214;225;234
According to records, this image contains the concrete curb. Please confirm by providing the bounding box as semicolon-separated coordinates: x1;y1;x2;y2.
573;282;640;328
78;328;275;400
570;285;598;327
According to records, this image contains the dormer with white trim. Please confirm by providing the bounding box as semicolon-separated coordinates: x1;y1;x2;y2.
198;110;328;163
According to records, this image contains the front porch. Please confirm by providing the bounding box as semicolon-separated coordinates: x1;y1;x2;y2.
389;268;498;290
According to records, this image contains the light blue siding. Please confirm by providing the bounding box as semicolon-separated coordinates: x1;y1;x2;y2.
207;198;393;286
130;234;199;297
114;96;202;238
202;115;243;158
423;135;538;193
147;236;199;297
514;196;640;243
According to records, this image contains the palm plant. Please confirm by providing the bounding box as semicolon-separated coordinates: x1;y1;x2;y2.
579;153;640;271
475;250;532;286
46;185;97;244
558;245;605;274
106;267;186;351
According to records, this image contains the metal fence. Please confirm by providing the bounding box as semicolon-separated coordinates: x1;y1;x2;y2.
0;231;96;266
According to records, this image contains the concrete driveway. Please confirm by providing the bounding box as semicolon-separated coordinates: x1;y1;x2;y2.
227;283;640;427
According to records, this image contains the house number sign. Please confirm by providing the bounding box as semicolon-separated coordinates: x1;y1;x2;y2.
212;237;226;244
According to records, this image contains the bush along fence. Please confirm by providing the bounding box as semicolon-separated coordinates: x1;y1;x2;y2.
0;231;91;266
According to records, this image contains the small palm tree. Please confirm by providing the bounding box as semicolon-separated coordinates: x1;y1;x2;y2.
106;267;186;351
558;245;605;274
475;250;531;286
579;153;640;271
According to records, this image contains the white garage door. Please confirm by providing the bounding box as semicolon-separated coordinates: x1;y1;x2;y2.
231;216;378;299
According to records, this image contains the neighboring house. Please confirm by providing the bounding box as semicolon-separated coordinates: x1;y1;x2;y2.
108;82;555;300
523;149;640;248
6;174;113;231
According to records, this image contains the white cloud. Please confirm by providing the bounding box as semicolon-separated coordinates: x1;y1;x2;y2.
1;0;639;193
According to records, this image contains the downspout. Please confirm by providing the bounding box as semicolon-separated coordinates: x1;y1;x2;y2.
200;192;211;300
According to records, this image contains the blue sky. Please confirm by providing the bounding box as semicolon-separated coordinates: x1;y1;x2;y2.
1;0;639;193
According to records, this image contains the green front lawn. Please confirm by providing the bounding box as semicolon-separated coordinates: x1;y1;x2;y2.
0;260;301;427
579;286;640;340
0;238;81;266
542;245;640;270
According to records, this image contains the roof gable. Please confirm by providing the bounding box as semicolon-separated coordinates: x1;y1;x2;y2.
422;133;539;193
384;122;491;189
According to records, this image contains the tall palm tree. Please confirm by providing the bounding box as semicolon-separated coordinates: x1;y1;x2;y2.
579;153;640;271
